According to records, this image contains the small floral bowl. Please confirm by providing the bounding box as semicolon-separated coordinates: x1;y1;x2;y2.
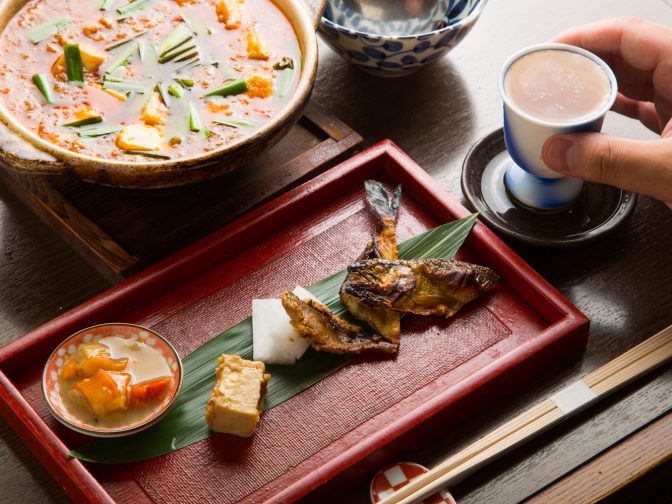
42;323;183;438
319;0;488;77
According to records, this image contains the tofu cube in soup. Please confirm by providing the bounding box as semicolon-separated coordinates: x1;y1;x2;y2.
205;354;270;437
116;125;162;151
141;94;167;126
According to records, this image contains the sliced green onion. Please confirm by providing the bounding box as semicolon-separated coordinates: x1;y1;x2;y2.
125;150;171;159
200;126;211;139
187;102;202;132
158;44;196;64
139;42;159;78
64;44;84;83
25;17;71;44
273;56;294;71
103;77;149;94
164;111;189;144
173;58;201;74
174;78;194;87
100;0;115;10
154;82;169;105
276;67;295;98
212;60;238;80
63;116;103;127
105;42;138;74
129;91;152;113
174;50;198;63
32;73;54;104
167;83;183;98
181;13;210;37
77;124;122;137
105;31;147;51
212;116;253;128
203;79;247;97
117;0;156;17
158;24;191;56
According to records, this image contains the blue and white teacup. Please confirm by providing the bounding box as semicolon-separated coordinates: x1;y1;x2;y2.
499;43;618;209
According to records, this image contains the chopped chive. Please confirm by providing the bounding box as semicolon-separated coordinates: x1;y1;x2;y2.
167;83;183;98
117;0;156;16
276;67;295;98
63;116;103;127
32;73;54;104
187;102;202;132
105;41;138;74
158;24;191;56
63;44;84;83
25;17;71;44
105;31;147;51
100;0;115;10
212;60;238;79
77;124;122;137
103;78;148;94
174;50;198;63
125;150;171;159
273;56;294;71
181;13;210;37
154;82;168;105
212;116;253;128
203;79;247;98
174;78;194;87
173;58;201;74
158;43;196;64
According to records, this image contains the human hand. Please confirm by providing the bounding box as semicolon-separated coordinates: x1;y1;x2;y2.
541;17;672;207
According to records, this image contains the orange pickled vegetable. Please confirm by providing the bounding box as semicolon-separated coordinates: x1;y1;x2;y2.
129;376;172;407
79;356;129;377
73;370;131;416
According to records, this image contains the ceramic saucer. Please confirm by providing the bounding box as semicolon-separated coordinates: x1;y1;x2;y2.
461;128;637;248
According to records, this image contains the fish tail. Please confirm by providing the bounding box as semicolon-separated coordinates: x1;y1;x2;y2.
364;180;402;222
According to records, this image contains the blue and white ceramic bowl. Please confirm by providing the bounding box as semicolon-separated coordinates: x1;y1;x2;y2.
319;0;488;77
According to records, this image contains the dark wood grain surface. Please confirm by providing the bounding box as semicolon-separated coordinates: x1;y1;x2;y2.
2;0;672;503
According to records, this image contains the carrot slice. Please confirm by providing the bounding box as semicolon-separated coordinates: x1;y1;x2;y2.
129;376;172;407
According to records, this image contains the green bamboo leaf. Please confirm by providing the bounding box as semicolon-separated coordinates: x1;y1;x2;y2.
70;213;478;463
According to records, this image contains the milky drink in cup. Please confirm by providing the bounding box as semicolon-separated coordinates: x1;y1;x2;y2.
499;43;618;209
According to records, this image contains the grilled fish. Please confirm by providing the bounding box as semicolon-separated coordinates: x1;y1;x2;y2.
281;292;398;355
342;181;403;343
358;180;402;261
340;258;499;318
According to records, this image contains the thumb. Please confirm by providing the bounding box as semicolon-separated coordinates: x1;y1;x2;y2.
541;133;672;203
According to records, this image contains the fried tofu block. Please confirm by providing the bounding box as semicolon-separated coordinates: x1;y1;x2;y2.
116;124;162;151
141;93;167;126
74;104;101;121
246;29;269;60
216;0;242;30
205;354;270;437
51;43;106;77
245;70;273;98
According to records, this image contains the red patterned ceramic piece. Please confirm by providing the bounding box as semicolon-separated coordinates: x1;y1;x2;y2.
41;323;183;437
370;461;457;504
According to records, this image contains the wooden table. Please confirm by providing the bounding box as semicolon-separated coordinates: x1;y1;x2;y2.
2;0;672;502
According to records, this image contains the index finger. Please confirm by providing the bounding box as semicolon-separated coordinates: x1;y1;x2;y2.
553;17;672;72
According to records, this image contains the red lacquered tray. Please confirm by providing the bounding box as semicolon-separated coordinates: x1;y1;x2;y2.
0;140;589;504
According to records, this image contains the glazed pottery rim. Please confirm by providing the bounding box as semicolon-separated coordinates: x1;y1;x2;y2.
41;322;184;438
499;42;618;128
320;0;488;40
0;0;318;169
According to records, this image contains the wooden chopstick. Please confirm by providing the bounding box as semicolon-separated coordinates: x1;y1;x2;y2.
379;324;672;504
